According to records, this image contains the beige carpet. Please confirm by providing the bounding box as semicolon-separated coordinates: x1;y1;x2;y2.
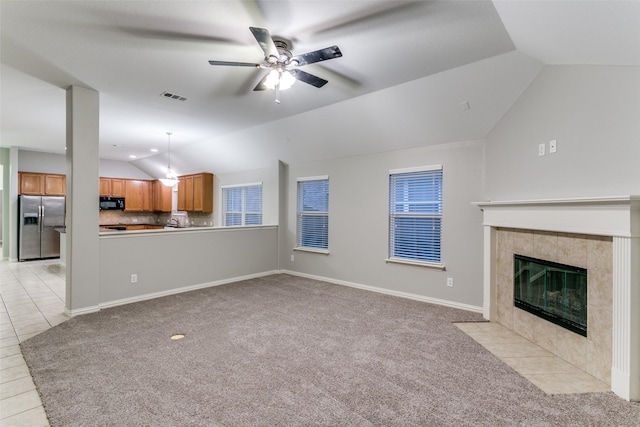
20;274;640;426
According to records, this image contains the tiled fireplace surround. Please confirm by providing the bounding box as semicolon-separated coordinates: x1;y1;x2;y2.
475;197;640;402
495;229;612;383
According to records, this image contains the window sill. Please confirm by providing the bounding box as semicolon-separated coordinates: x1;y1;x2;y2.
385;258;445;270
294;247;330;255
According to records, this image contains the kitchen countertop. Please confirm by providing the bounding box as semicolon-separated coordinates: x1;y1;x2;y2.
98;224;275;236
99;223;209;234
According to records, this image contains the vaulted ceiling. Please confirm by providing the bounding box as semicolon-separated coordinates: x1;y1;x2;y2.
1;1;638;173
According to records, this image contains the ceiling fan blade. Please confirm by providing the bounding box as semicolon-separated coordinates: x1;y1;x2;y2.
253;74;269;91
209;60;260;67
118;27;239;45
249;27;279;60
297;1;422;39
314;64;361;89
291;46;342;67
290;69;328;88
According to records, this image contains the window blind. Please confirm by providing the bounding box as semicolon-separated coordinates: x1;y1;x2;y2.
297;178;329;249
222;184;262;226
389;167;443;263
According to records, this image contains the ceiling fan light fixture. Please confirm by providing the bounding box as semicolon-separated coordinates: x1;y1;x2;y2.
264;69;296;90
264;69;280;89
279;71;296;90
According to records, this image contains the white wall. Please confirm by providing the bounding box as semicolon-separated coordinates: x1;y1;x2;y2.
97;226;278;309
18;150;66;174
99;159;153;179
214;162;280;226
17;150;154;179
281;139;485;308
484;65;640;200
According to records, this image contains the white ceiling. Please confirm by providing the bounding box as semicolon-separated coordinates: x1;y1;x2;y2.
1;1;638;171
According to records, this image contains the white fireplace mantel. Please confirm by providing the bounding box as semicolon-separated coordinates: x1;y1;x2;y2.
473;196;640;402
473;196;640;238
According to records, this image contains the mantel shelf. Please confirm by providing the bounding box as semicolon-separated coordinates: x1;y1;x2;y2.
472;195;640;238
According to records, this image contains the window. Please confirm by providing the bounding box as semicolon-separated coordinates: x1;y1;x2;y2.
389;165;443;266
296;176;329;251
222;183;262;226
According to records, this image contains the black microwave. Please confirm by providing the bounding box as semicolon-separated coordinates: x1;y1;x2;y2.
99;196;125;210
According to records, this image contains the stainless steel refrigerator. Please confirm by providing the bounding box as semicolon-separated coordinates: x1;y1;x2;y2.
18;195;65;261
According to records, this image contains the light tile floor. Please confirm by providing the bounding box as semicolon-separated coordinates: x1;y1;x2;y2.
1;259;68;427
455;321;610;394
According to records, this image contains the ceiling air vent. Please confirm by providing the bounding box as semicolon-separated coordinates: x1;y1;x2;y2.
160;91;188;102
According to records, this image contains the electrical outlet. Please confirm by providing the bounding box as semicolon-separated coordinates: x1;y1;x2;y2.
130;274;138;283
291;255;294;262
447;277;454;287
132;218;138;223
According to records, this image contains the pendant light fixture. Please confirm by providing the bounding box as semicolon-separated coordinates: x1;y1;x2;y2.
159;132;179;187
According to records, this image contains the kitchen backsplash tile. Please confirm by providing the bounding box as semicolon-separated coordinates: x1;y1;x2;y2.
100;210;213;227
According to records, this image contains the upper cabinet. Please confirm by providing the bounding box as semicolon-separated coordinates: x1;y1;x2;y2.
152;180;172;212
19;172;66;196
177;173;213;213
101;177;170;212
124;179;153;212
99;178;125;197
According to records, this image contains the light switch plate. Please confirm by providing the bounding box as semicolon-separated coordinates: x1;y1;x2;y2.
549;139;557;153
539;143;546;156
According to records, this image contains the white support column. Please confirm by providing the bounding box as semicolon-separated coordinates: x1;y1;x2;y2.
65;85;100;315
611;236;640;401
8;148;19;262
483;225;496;320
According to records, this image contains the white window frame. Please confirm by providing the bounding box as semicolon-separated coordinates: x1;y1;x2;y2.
221;182;263;227
295;176;329;254
386;165;445;270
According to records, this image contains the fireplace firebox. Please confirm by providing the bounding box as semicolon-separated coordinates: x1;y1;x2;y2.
514;255;587;337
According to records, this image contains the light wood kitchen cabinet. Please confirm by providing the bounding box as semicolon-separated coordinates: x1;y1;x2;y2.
99;178;125;197
124;179;152;212
128;225;164;231
144;225;164;230
124;180;142;211
178;175;194;211
126;224;145;231
152;180;172;212
177;178;186;211
177;173;213;213
19;172;66;196
44;174;66;195
142;180;152;211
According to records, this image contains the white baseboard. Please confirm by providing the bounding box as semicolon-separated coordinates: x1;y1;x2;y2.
66;305;100;317
279;269;483;314
69;270;280;315
68;269;482;317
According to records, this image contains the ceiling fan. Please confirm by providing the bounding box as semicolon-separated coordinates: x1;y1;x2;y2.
208;27;342;103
